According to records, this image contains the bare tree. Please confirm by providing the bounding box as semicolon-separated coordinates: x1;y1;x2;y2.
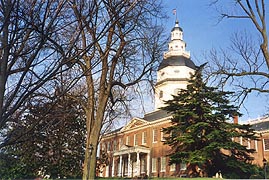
65;0;166;179
207;0;269;110
0;0;78;147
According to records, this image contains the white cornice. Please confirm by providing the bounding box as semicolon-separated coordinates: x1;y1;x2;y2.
101;116;172;140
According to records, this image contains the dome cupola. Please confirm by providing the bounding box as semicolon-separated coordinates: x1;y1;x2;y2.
154;19;196;110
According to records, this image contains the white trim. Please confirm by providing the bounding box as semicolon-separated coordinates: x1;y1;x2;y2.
121;118;149;132
114;145;150;156
101;117;172;140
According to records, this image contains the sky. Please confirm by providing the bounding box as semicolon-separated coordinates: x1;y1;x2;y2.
160;0;269;122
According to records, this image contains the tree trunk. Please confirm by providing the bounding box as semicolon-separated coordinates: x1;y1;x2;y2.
0;0;10;123
83;96;108;179
83;131;99;180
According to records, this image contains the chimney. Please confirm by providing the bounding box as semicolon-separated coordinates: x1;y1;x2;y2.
233;116;239;124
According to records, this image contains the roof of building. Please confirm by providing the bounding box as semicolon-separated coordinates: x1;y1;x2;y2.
158;56;196;70
171;20;183;32
251;120;269;131
172;26;183;32
143;109;170;121
103;127;122;135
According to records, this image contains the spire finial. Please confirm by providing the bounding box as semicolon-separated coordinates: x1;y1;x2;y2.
175;19;179;27
173;8;177;22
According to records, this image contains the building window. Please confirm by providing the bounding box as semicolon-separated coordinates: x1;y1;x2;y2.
170;163;176;171
159;91;163;98
263;139;269;151
126;136;130;145
119;138;122;149
152;158;157;172
113;140;117;151
142;131;147;145
107;141;110;151
153;129;157;143
161;131;166;141
134;134;138;146
247;138;251;149
160;157;166;172
180;162;187;170
255;140;258;152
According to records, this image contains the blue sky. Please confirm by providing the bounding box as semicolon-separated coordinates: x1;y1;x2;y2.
162;0;269;122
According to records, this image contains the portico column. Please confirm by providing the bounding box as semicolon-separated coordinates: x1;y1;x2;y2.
112;156;115;177
147;153;150;176
136;152;140;176
119;155;122;177
128;153;131;177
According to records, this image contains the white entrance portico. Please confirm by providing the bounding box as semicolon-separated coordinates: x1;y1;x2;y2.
112;145;150;177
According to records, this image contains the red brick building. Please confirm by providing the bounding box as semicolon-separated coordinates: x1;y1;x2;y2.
99;20;269;178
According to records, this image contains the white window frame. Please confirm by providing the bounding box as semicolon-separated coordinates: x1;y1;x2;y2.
180;162;187;170
255;140;258;152
161;131;166;142
134;134;137;146
153;129;157;143
263;138;269;151
160;157;166;172
142;131;147;145
152;158;157;172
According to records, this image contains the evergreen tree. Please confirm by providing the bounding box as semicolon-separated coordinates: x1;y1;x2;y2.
1;95;86;179
162;64;259;178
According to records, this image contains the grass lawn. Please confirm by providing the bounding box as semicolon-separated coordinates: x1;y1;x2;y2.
98;178;222;180
150;178;220;180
